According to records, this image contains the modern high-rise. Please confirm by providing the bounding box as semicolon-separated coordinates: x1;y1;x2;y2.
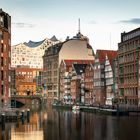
118;27;140;106
11;36;59;68
0;9;11;107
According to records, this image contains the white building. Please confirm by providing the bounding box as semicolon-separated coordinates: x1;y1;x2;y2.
11;36;59;68
105;52;117;105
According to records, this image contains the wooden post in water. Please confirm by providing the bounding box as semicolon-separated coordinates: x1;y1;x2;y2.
1;114;5;130
27;109;30;123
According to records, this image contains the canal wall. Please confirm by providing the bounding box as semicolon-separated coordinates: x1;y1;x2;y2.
0;108;30;123
52;104;140;116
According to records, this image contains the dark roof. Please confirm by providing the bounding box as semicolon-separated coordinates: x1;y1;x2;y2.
73;64;87;75
43;42;63;56
50;35;58;42
24;39;45;48
0;8;2;13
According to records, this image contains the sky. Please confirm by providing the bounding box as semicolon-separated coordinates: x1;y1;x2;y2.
1;0;140;51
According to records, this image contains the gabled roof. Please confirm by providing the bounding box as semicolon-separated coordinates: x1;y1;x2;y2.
50;35;58;42
61;59;94;72
107;51;117;67
96;50;117;64
73;64;87;75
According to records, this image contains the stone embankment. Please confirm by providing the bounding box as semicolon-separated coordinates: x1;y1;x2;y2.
0;108;30;123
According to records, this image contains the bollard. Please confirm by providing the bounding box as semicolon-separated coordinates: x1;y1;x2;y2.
27;109;30;118
21;110;25;120
1;113;5;123
22;118;25;125
27;109;30;123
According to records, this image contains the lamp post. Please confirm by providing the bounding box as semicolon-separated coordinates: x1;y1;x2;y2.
93;94;96;106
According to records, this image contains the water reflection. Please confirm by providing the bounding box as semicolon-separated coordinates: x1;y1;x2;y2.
0;106;140;140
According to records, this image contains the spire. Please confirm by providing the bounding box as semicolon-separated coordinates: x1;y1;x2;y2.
74;18;88;40
78;18;81;33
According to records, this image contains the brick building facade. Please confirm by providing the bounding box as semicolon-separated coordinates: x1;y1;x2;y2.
0;9;11;107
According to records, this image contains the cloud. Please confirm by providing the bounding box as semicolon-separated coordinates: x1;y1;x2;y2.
12;22;35;28
120;18;140;24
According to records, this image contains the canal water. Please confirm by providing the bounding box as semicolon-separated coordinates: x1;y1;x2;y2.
0;106;140;140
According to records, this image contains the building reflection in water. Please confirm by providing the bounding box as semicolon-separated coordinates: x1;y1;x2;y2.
0;106;140;140
11;112;44;140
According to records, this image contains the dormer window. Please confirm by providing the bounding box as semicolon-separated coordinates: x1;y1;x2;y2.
0;16;4;27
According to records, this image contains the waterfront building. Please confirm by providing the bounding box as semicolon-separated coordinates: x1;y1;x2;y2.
13;66;43;95
59;59;94;104
0;9;11;107
81;63;94;105
118;27;140;106
93;50;117;105
11;36;59;68
104;51;117;105
71;64;87;103
43;32;94;103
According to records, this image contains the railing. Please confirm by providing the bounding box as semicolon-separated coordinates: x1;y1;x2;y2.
11;94;43;99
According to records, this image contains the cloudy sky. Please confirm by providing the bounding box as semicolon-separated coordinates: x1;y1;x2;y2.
1;0;140;51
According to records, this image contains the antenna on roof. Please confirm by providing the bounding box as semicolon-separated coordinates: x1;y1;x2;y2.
78;18;81;33
109;32;112;49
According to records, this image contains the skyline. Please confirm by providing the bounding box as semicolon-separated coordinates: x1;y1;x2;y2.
1;0;140;51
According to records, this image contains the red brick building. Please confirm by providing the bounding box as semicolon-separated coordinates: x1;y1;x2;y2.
59;59;94;104
82;63;94;104
0;9;11;107
118;28;140;106
12;66;43;95
71;64;87;103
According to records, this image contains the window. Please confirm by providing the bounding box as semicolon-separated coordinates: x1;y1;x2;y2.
0;31;3;39
4;44;6;52
1;57;3;66
0;16;4;27
1;85;4;95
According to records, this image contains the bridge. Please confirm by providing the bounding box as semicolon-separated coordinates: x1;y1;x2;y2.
11;94;47;107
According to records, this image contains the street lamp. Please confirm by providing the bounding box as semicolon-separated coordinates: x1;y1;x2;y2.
93;94;96;106
13;91;17;108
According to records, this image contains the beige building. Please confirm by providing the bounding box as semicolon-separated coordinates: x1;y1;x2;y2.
11;36;59;68
43;32;94;103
